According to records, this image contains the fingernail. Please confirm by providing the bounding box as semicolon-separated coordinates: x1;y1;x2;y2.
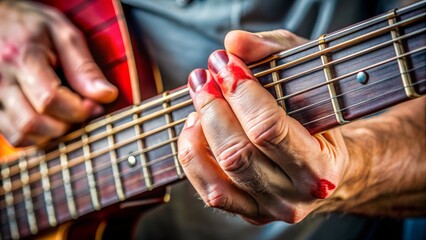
188;69;207;92
208;50;229;74
94;79;116;92
185;112;197;128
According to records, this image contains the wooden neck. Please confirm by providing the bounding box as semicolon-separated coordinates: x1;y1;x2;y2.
1;1;425;239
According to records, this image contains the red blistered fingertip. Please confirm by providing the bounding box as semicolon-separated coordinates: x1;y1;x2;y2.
204;80;223;98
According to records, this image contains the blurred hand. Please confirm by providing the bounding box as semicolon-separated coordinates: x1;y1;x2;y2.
0;1;118;147
178;30;350;224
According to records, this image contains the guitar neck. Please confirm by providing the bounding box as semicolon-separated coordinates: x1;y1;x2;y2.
1;1;426;239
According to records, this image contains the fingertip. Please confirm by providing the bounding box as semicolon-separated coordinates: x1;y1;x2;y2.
91;79;119;103
224;30;259;62
74;78;118;104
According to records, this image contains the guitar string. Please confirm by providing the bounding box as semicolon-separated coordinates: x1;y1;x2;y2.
1;70;425;213
1;31;425;197
260;28;425;89
248;1;423;68
251;12;425;78
2;0;422;234
1;17;424;183
276;47;425;101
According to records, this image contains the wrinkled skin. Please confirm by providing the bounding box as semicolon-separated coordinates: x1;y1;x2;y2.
0;1;117;147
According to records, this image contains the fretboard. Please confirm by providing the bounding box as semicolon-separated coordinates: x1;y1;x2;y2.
1;1;425;239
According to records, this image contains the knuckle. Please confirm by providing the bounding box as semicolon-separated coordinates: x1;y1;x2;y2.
216;141;253;174
58;26;84;46
273;29;296;41
16;114;39;136
7;133;34;148
196;94;221;116
202;185;230;210
177;146;197;168
75;59;99;75
246;109;288;147
280;204;310;224
37;88;57;113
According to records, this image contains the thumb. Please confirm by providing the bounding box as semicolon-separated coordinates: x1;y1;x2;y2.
224;29;308;64
47;12;118;103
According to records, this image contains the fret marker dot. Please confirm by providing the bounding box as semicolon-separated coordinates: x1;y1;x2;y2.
128;155;136;166
357;71;368;84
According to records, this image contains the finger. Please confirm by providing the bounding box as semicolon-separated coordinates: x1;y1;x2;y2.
177;112;261;219
224;29;308;63
188;68;291;195
208;50;339;199
44;9;118;103
18;48;102;123
0;82;68;147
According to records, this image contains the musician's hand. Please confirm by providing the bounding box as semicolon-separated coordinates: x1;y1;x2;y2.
0;1;118;147
178;30;350;224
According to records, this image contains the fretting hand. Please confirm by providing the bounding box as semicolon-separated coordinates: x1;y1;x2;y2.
178;30;349;224
0;1;117;147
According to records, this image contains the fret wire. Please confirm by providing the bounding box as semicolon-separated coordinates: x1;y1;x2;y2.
0;117;186;197
1;163;19;239
254;12;425;78
0;87;190;167
18;156;37;234
318;34;349;124
1;12;424;179
59;143;78;219
261;27;425;89
5;69;426;215
162;92;184;179
287;65;425;116
249;3;413;68
339;79;425;113
105;117;125;201
83;87;189;134
38;151;57;227
302;79;426;127
276;47;426;102
20;153;182;215
388;11;420;98
270;60;286;110
0;133;179;212
132;107;153;191
1;7;425;200
81;134;101;210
